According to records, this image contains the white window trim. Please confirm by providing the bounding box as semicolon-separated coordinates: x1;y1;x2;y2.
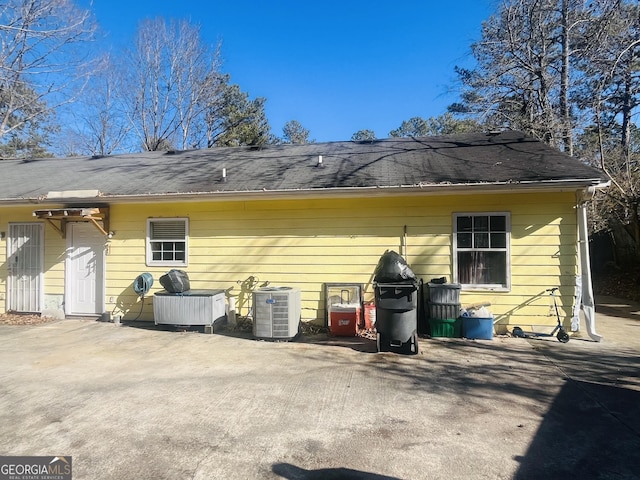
453;212;511;292
146;217;189;267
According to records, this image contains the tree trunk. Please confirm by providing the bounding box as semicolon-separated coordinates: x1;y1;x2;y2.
560;0;573;155
620;54;634;189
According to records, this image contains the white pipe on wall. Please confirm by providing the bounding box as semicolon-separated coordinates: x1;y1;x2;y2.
576;188;602;342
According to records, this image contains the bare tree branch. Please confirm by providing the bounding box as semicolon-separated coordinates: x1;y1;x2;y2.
0;0;96;150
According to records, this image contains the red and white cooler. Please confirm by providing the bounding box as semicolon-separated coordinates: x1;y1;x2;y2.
328;303;361;336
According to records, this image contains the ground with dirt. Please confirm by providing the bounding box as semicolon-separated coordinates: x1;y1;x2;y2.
592;269;640;302
0;313;55;325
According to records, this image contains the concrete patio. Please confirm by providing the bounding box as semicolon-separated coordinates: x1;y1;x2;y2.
1;297;639;479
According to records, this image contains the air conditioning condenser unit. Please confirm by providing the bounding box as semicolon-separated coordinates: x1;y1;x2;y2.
253;287;301;340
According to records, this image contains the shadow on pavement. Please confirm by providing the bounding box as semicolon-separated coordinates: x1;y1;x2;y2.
117;320;376;354
283;333;640;478
121;319;382;353
514;379;640;479
297;334;378;353
272;463;403;480
595;296;640;321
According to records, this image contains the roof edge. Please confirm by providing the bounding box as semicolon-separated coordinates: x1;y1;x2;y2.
0;178;607;206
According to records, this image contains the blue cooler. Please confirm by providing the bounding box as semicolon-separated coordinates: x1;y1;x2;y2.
462;317;494;340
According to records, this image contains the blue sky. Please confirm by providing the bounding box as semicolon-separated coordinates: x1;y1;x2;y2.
82;1;495;142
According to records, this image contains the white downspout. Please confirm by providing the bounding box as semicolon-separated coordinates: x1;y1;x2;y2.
575;187;603;342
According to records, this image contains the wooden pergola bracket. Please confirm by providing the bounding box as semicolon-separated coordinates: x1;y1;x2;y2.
44;218;66;238
33;207;110;238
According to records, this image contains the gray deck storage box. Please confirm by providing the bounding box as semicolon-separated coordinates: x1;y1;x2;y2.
153;289;226;329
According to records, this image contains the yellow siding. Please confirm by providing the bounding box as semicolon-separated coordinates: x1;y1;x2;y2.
1;191;580;332
102;192;579;330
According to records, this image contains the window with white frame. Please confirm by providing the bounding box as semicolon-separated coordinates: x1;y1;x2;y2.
454;213;510;289
146;218;188;267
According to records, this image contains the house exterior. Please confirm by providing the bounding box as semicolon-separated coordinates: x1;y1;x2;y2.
0;131;608;337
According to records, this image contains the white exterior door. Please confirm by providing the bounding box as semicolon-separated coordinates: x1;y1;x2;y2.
66;222;105;316
7;223;44;313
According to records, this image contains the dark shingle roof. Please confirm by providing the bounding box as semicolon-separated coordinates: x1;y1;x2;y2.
0;131;606;203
